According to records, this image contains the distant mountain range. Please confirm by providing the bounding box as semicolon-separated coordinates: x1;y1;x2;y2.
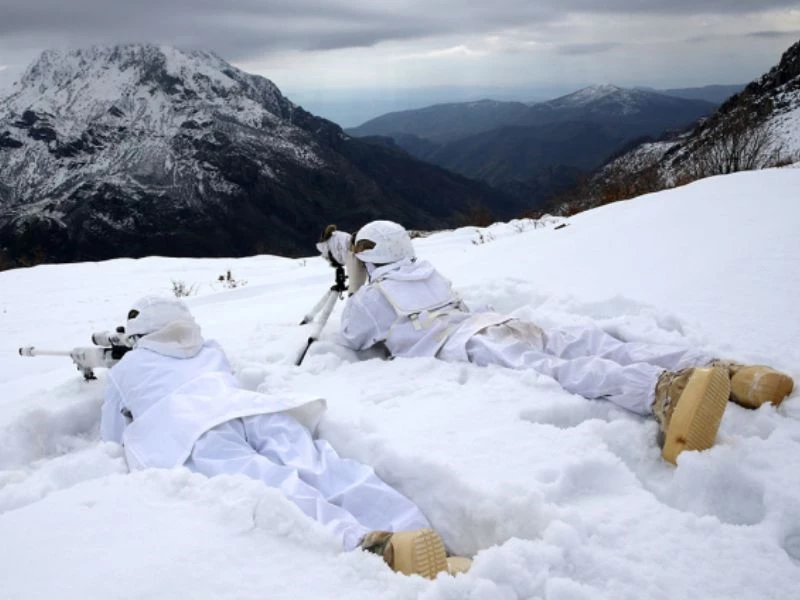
547;39;800;215
347;85;720;202
0;45;521;266
659;84;746;104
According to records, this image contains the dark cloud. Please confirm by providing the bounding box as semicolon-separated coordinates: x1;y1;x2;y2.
0;0;797;63
685;35;722;43
562;0;798;14
686;29;800;44
555;42;621;56
747;29;800;38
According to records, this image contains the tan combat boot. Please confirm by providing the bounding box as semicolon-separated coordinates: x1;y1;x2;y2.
652;366;730;464
360;529;448;579
446;556;472;575
709;360;794;409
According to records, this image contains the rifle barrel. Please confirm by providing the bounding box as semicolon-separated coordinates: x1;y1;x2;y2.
18;347;73;357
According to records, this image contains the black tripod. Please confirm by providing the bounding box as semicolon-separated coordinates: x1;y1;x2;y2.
295;266;347;366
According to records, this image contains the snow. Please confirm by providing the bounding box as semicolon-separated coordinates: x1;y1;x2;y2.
768;89;800;159
1;168;800;599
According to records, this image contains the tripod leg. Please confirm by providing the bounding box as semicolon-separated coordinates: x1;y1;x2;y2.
296;292;340;366
310;291;339;339
300;289;335;325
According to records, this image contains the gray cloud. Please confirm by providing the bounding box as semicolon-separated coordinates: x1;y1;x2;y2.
0;0;797;64
555;42;622;56
686;29;800;43
747;29;800;38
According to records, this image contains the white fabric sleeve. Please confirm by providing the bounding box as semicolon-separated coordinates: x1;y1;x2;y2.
206;340;234;372
328;231;352;266
100;373;127;444
339;290;386;351
346;253;368;295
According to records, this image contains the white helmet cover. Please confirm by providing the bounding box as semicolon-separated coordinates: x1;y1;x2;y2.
354;220;415;264
317;230;352;266
126;295;196;336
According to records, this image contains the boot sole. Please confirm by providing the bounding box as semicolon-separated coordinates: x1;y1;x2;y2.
447;556;473;575
390;529;448;579
662;367;730;464
731;369;794;408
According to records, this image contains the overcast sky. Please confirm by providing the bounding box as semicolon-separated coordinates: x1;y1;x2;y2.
1;1;799;124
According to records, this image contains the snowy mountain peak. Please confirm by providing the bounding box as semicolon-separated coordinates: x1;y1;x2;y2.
0;43;317;259
569;83;625;102
551;84;636;107
545;83;690;116
0;44;513;266
5;44;289;135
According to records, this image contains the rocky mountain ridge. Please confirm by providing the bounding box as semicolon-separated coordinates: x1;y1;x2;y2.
0;45;518;266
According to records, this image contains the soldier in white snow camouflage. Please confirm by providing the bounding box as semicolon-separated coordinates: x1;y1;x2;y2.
101;295;469;579
335;220;794;464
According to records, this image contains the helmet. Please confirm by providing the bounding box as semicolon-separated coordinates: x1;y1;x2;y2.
126;295;195;337
353;220;415;264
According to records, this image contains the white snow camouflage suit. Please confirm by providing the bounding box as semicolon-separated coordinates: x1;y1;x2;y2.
101;317;429;550
339;258;711;415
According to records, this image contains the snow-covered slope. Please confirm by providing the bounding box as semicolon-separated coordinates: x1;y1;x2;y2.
600;38;800;192
738;37;800;157
4;46;292;140
686;37;800;162
0;44;328;263
1;169;799;599
0;45;315;202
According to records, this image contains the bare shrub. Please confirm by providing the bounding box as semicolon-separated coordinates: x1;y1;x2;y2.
688;111;784;178
472;230;495;245
772;153;799;168
171;279;197;297
17;246;48;268
217;269;247;289
595;159;666;206
0;249;13;272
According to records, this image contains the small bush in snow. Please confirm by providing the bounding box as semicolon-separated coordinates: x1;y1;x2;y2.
171;279;197;298
218;269;247;289
472;230;495;245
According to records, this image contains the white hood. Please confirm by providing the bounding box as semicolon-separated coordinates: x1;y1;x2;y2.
136;319;205;358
